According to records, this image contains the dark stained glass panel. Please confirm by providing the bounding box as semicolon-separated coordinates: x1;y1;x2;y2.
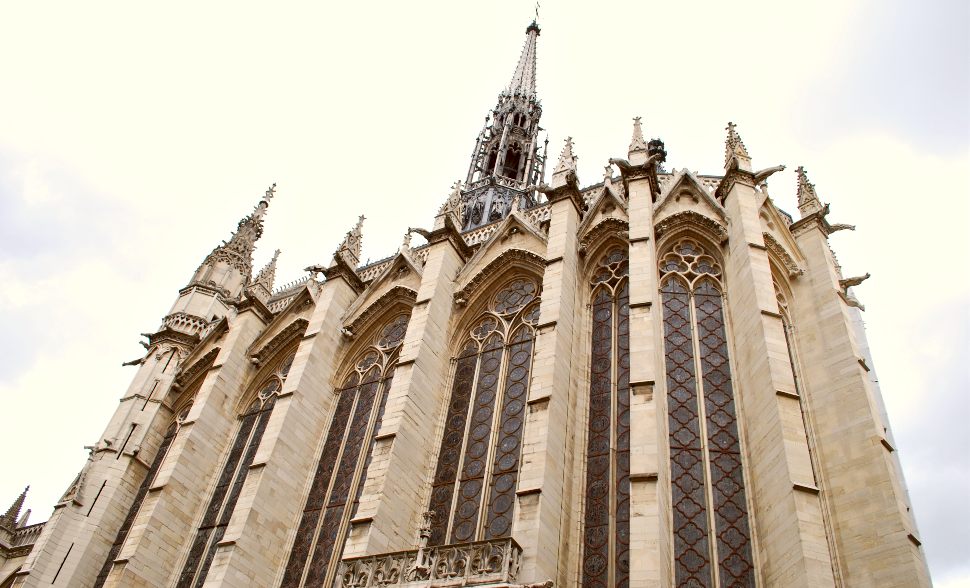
662;276;712;588
694;279;754;587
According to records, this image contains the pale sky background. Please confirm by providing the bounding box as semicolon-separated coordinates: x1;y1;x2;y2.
1;0;967;584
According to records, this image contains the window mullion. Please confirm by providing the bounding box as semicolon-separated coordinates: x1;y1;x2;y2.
446;349;485;543
477;336;510;541
690;290;720;588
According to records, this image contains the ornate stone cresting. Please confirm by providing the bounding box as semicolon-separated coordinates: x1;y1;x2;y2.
197;183;276;278
796;166;824;217
335;537;522;587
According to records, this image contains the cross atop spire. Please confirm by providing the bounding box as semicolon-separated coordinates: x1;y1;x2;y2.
796;166;824;217
724;122;752;171
334;215;365;268
629;116;648;154
507;21;540;97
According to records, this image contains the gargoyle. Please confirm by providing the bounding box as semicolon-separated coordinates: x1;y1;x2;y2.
753;164;785;185
409;227;433;240
839;273;870;289
304;264;326;278
828;223;856;234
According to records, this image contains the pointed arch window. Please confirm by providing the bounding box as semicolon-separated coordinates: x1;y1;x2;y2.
93;405;192;588
282;313;410;587
176;351;296;588
427;277;540;547
581;247;630;587
659;238;754;587
502;144;523;180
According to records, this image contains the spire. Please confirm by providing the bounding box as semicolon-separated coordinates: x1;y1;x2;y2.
1;486;28;529
796;166;824;217
507;21;540;97
724;122;752;171
629;116;648;154
334;215;365;268
551;137;578;188
198;183;277;279
253;249;280;292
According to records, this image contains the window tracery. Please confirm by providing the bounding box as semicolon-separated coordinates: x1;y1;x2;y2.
659;238;754;587
176;351;296;588
582;246;630;588
93;405;192;588
427;277;540;547
282;313;410;587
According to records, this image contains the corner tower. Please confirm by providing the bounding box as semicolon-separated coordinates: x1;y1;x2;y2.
461;21;546;230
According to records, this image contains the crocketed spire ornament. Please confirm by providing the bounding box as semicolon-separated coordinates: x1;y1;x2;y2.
199;183;277;278
507;20;540;97
550;136;578;189
335;215;365;268
253;249;280;292
724;122;751;171
1;486;28;530
796;166;824;217
629;116;648;154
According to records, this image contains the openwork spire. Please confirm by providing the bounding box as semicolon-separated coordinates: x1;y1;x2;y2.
629;116;648;154
335;215;365;268
796;166;824;217
200;183;277;278
724;122;751;171
253;249;280;292
507;21;540;97
1;486;28;529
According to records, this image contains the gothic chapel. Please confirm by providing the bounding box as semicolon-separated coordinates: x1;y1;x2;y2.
0;19;931;588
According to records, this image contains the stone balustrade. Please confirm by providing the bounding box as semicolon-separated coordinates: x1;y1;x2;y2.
335;538;521;587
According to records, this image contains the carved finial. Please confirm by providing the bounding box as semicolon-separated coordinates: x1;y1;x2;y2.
402;229;413;250
438;181;464;227
551;137;578;189
724;122;751;171
603;164;614;184
629;116;648;154
1;486;28;529
796;166;824;217
253;182;277;221
335;215;365;268
253;249;280;292
196;183;277;281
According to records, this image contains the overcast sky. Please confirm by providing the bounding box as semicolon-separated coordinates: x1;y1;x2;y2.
1;0;967;584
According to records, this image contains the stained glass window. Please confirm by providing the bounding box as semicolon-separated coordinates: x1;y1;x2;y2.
93;405;191;588
282;313;410;587
176;350;296;588
659;238;754;587
427;277;540;547
582;247;630;587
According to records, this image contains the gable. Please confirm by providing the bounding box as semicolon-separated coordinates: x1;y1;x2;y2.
654;169;727;225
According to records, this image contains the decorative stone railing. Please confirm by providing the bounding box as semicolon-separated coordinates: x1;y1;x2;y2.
12;522;44;547
335;537;521;587
162;312;210;336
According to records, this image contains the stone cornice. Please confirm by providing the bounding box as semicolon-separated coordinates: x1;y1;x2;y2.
713;167;756;202
454;249;546;304
655;210;728;245
251;319;309;366
174;347;220;390
147;326;200;353
346;286;417;334
233;293;274;323
537;173;585;215
763;232;804;278
323;256;366;294
429;214;473;261
610;157;663;202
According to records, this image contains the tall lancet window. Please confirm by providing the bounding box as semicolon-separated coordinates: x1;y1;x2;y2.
659;238;754;587
176;350;296;588
94;404;192;588
282;313;410;587
427;277;540;547
581;247;630;588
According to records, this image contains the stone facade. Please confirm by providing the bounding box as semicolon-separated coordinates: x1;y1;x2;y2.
0;19;930;588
